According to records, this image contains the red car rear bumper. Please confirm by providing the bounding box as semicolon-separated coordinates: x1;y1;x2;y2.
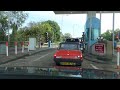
54;58;83;65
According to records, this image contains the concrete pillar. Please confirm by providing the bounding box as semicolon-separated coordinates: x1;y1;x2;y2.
100;11;102;36
87;11;96;53
112;12;115;55
87;11;96;19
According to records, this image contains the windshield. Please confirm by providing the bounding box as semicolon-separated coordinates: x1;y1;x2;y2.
59;43;79;50
66;38;79;42
0;11;120;79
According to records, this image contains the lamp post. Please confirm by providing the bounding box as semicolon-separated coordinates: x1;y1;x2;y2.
0;23;2;40
6;19;10;42
112;12;115;55
73;24;79;38
0;23;2;28
6;18;14;42
60;14;69;41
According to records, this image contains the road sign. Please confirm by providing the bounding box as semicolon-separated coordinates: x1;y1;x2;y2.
95;44;104;53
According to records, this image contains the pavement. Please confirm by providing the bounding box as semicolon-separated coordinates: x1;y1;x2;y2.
83;50;120;72
0;47;55;65
0;48;56;67
83;50;117;64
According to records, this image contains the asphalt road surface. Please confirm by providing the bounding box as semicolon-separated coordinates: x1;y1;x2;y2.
0;48;117;72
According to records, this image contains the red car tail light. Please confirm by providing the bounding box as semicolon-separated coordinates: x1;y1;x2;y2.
78;54;82;60
54;54;56;58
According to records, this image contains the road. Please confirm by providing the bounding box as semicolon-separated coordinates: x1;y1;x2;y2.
0;48;117;72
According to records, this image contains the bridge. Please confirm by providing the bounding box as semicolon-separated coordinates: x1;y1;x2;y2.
54;11;119;54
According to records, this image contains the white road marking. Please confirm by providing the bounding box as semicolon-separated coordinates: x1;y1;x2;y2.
30;53;51;62
90;64;99;69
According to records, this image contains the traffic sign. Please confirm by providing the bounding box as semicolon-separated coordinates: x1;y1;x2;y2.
95;44;104;53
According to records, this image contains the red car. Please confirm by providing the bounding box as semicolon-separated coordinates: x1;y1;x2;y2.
54;42;83;66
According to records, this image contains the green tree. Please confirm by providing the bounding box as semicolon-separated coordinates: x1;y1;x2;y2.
17;20;61;43
0;11;9;41
62;33;72;41
0;11;28;42
43;20;61;42
7;11;28;42
101;28;120;41
101;30;112;41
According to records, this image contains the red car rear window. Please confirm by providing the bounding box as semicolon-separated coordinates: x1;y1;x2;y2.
59;43;79;50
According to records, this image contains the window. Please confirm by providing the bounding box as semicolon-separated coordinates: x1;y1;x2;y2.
60;44;78;50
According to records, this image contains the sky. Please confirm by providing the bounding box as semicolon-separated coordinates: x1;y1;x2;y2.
22;11;120;38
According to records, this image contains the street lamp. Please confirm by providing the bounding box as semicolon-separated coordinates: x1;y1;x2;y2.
6;19;10;42
0;23;2;28
60;14;69;41
73;24;78;38
0;23;2;41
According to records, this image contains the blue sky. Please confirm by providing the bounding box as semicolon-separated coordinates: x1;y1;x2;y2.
23;11;120;38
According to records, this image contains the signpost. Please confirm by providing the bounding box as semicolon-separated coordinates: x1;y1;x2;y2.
116;42;120;69
15;42;17;54
95;44;104;53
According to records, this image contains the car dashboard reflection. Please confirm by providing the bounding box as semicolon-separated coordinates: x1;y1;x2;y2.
0;67;118;79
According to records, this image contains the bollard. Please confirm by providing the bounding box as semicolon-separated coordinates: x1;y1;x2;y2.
117;47;120;69
28;42;29;52
22;42;24;53
6;42;8;56
15;42;17;54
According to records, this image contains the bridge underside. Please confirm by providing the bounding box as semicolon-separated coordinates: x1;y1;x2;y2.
53;11;117;54
54;11;120;14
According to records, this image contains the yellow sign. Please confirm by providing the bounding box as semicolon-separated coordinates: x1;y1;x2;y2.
60;62;76;65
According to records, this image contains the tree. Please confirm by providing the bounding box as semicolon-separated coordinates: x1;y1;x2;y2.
0;11;28;42
101;28;120;41
62;33;72;41
60;32;65;41
43;20;61;42
6;11;28;42
0;11;9;41
101;30;112;41
17;20;61;43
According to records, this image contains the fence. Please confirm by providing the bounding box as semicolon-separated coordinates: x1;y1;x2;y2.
0;41;29;56
0;41;58;56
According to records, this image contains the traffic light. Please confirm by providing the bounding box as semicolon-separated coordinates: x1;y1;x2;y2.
116;35;119;39
82;32;85;42
45;32;49;43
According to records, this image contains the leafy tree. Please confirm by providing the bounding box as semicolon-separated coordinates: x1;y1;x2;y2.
0;11;28;42
62;33;72;41
17;20;61;43
101;28;120;41
101;30;112;41
7;11;28;41
45;20;61;42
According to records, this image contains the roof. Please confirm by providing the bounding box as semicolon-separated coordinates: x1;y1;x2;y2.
60;42;80;44
54;11;120;14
